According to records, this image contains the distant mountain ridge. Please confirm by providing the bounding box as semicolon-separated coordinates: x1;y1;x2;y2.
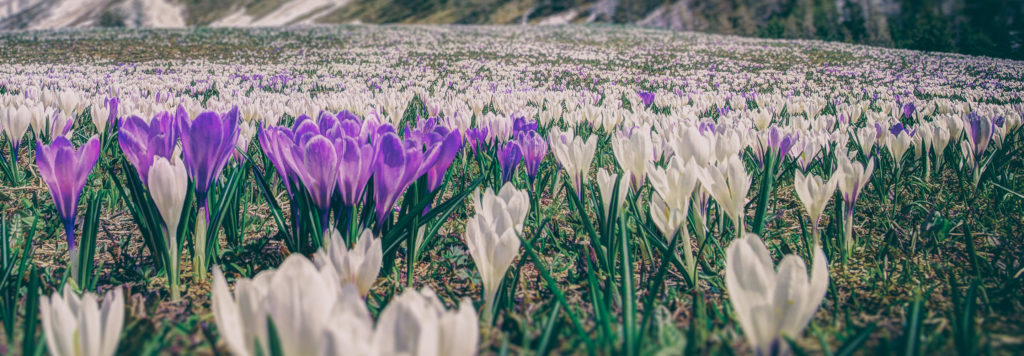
1;0;1020;59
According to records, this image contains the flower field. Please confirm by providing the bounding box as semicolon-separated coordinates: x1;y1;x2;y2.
1;25;1023;355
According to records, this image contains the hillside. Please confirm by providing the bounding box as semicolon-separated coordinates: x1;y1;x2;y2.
0;0;1021;59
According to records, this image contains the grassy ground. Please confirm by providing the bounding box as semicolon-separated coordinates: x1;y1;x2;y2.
0;25;1022;355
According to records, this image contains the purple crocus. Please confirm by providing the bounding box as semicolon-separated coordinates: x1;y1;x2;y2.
176;105;240;209
118;111;178;183
373;132;412;224
902;102;916;119
512;116;538;136
423;128;462;192
336;137;375;207
498;141;522;183
466;127;489;155
637;90;655;108
258;125;300;196
516;131;547;181
36;136;101;250
963;112;994;160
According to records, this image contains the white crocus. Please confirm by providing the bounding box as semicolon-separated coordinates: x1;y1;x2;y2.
930;123;951;170
793;170;838;243
373;288;478;356
39;286;124;356
698;156;752;236
726;234;828;356
549;131;597;197
611;127;653;191
855;126;876;156
835;154;875;257
465;182;528;321
670;126;713;166
885;130;913;169
148;155;188;299
596;168;628;215
314;228;383;297
212;256;344;356
90;99;113;134
649;157;701;280
2;103;32;149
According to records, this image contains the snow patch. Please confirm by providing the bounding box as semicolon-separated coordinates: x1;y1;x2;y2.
212;0;349;27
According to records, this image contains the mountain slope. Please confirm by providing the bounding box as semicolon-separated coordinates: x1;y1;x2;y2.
0;0;1020;59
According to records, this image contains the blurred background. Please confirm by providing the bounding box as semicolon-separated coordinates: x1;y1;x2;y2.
2;0;1021;59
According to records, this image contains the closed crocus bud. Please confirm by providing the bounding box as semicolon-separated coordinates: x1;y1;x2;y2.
2;103;32;151
372;288;442;356
793;170;838;238
148;155;188;244
931;124;951;169
148;154;188;298
698;156;751;234
549;131;597;198
465;183;528;320
314;228;383;297
726;234;828;356
596;168;628;215
39;286;124;356
885;130;913;167
438;298;480;356
855;125;876;156
611;127;653;191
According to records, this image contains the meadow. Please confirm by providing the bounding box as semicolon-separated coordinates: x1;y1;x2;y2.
0;25;1022;355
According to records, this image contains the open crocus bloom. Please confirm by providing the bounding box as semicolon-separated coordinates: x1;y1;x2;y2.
726;234;828;356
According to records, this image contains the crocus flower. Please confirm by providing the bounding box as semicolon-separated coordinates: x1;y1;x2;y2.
90;97;118;135
698;156;751;235
903;102;916;119
422;128;462;192
212;256;350;356
962;112;994;163
726;233;828;356
336;137;376;207
176;105;240;208
597;167;629;211
372;288;478;356
465;183;529;320
637;90;655;108
835;154;874;255
39;286;124;356
611;127;654;191
314;228;383;297
671;126;713;166
516;131;547;181
1;103;32;165
294;135;341;222
498;141;522;183
36;136;101;251
373;132;413;224
511;115;538;136
148;155;188;299
118;112;179;183
549;131;597;199
465;127;489;155
794;170;838;241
